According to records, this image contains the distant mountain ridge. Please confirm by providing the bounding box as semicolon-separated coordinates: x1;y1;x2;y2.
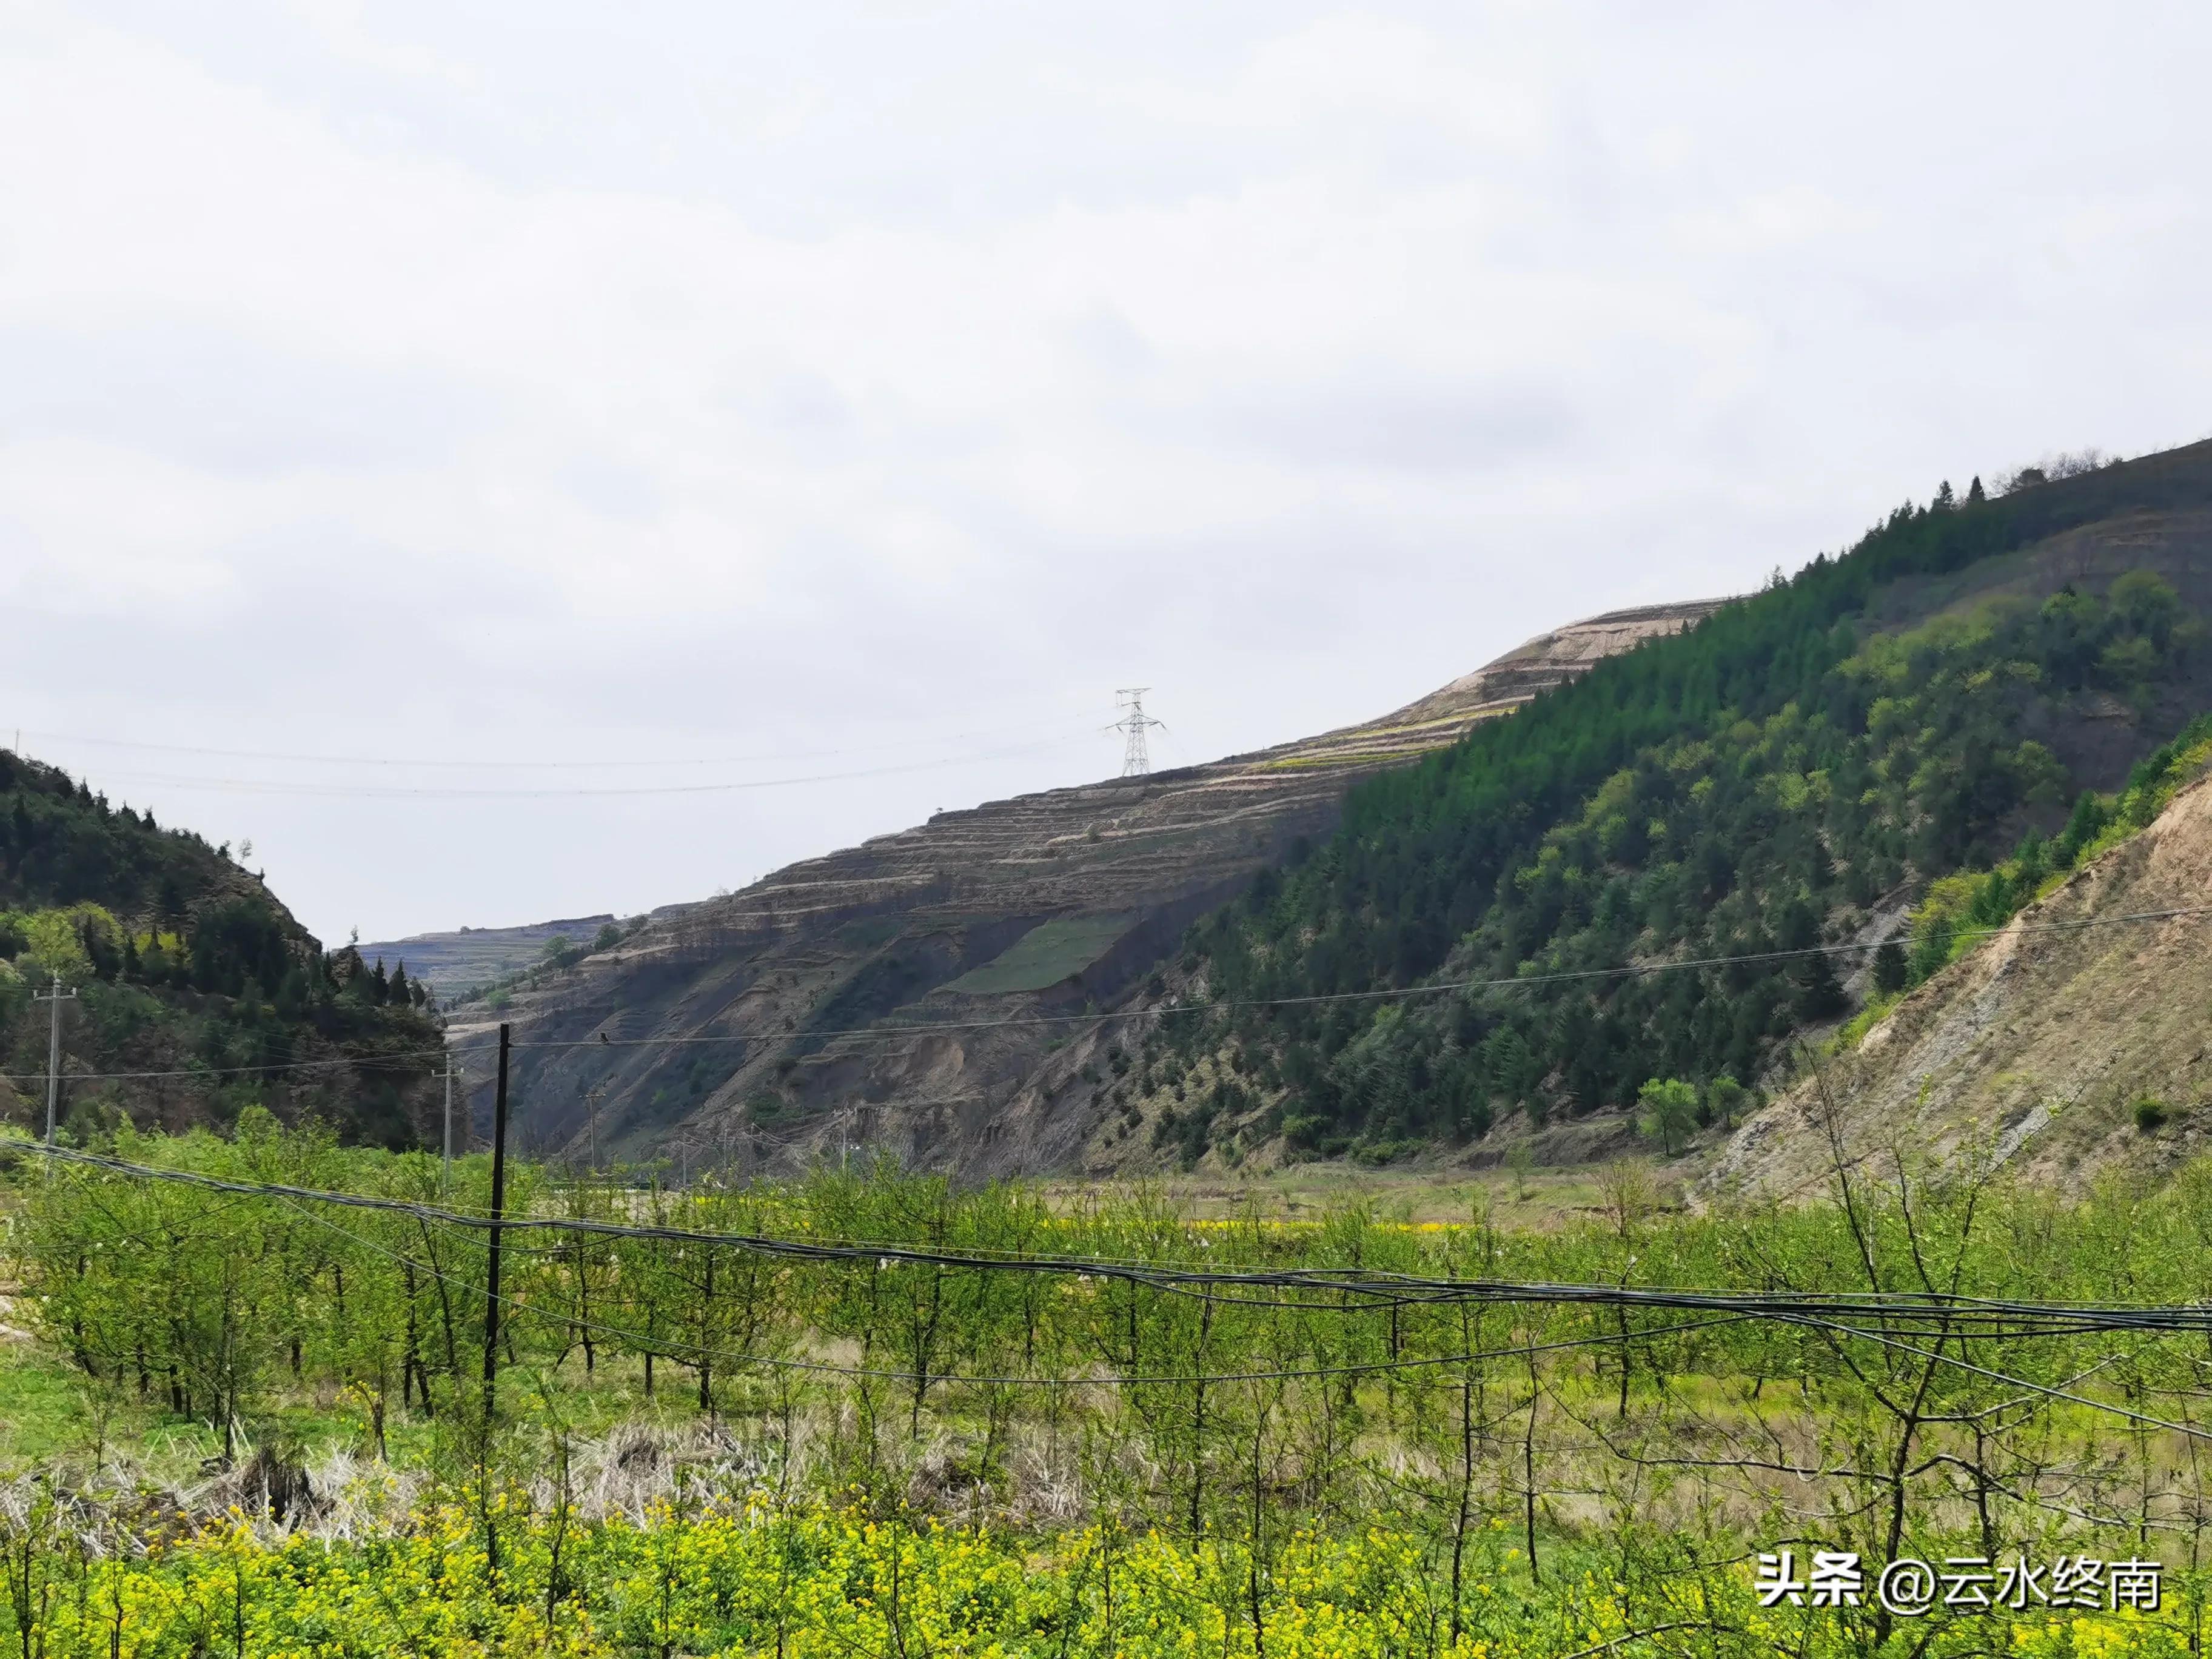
358;914;622;999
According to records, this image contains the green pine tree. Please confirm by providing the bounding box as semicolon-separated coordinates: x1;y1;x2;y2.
1871;939;1909;995
1704;1074;1746;1130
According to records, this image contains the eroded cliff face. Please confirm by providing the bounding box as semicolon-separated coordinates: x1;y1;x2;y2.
453;600;1728;1172
1708;770;2212;1204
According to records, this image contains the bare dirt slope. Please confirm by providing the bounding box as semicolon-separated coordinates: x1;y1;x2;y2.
1708;771;2212;1202
453;601;1726;1168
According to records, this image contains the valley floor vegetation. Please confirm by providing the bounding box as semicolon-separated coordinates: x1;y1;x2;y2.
1;1118;2211;1653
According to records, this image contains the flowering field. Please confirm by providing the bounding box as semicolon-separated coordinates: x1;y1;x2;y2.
4;1496;2196;1658
8;1125;2212;1653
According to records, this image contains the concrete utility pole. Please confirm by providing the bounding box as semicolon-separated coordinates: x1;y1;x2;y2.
480;1022;512;1580
582;1082;609;1171
33;974;77;1155
441;1057;460;1187
1110;688;1166;777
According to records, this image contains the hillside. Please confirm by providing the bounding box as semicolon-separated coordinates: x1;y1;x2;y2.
449;601;1724;1164
0;751;446;1147
1132;442;2212;1175
358;913;623;999
1708;730;2212;1199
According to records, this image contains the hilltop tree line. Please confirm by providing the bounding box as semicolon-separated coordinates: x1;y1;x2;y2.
0;751;444;1148
0;750;246;917
1161;458;2211;1159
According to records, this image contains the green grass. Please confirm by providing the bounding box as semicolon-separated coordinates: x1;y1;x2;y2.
833;916;907;950
943;914;1134;994
0;1328;764;1484
0;1341;109;1466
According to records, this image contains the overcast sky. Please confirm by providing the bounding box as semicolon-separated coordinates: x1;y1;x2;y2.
4;2;2208;944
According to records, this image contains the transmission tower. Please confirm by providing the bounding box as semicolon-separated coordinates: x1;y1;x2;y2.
1111;688;1165;777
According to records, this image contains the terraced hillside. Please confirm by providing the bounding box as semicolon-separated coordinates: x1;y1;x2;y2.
357;914;619;1000
450;600;1724;1167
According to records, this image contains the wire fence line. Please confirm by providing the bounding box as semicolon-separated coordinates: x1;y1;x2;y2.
266;1184;1763;1390
24;1144;2212;1345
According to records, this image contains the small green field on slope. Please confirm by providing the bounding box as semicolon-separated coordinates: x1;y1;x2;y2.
943;911;1134;993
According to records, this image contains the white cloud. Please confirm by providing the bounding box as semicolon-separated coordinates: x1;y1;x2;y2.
3;0;2208;938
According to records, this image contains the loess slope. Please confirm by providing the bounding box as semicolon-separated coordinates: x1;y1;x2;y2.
1710;768;2212;1199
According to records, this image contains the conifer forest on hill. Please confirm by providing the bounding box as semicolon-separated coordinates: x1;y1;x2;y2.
1158;447;2212;1167
0;749;446;1151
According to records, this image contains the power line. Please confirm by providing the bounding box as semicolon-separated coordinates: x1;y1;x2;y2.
499;905;2212;1051
73;732;1097;801
289;1180;2212;1436
37;1147;2212;1436
0;1048;449;1088
263;1182;1754;1389
1774;1310;2212;1443
28;1145;2212;1339
12;717;1099;772
13;904;2196;1093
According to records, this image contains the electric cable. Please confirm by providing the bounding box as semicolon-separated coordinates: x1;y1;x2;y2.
1774;1309;2212;1442
73;733;1099;802
22;902;2183;1087
0;1048;450;1087
15;716;1101;771
497;905;2212;1050
249;1184;1762;1390
26;1145;2212;1341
